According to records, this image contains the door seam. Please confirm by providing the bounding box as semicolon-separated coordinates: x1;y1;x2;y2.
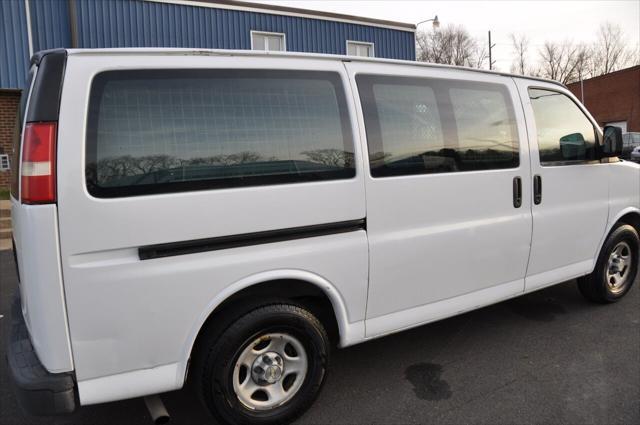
512;78;535;286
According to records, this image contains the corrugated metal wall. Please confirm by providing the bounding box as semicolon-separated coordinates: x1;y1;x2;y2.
1;0;31;90
74;0;415;59
1;0;415;90
29;0;72;52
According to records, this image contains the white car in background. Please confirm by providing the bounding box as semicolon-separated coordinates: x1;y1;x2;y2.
631;146;640;162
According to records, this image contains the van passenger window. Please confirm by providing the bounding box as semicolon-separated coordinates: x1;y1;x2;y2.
356;75;519;177
86;70;354;197
528;88;598;164
370;83;445;173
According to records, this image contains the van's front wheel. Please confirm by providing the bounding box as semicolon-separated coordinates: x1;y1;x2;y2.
197;304;329;425
578;224;639;303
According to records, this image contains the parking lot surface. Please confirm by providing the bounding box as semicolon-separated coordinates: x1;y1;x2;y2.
1;250;638;425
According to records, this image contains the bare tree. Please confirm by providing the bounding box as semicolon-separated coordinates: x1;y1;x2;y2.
632;44;640;66
573;43;592;82
131;154;179;175
590;22;635;76
415;20;638;81
509;33;529;75
417;25;487;69
528;22;636;83
537;40;590;84
470;44;489;69
302;149;354;167
538;41;563;81
416;31;434;62
225;151;263;165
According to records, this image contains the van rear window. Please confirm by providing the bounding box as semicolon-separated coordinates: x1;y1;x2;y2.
86;70;355;198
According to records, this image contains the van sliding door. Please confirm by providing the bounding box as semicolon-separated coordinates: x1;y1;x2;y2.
346;62;533;337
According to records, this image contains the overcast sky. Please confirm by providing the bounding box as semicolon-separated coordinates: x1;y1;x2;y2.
245;0;640;71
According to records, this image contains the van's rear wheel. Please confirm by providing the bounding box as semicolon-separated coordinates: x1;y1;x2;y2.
197;304;329;425
578;224;639;303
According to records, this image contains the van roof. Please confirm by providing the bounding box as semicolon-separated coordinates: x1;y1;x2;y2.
48;48;567;88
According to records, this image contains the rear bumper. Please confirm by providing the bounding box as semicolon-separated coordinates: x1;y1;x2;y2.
7;296;77;415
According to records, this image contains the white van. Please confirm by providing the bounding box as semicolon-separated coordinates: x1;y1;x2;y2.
9;48;640;424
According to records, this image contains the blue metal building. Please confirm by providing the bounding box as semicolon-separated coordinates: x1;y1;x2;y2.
0;0;416;91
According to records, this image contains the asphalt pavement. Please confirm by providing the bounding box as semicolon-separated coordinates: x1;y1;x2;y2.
1;250;638;425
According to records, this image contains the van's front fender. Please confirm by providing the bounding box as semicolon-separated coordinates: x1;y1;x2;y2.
592;207;640;274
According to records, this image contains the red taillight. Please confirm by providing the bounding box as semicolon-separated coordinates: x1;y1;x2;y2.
21;122;57;204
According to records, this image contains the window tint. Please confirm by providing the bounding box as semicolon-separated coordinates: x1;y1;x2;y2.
371;83;445;172
86;70;354;197
357;75;519;177
528;88;598;164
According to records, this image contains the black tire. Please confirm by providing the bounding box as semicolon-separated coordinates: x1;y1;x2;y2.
195;303;329;425
578;223;639;303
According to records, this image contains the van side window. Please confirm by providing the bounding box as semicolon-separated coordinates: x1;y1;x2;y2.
528;88;598;164
356;75;519;177
86;70;354;197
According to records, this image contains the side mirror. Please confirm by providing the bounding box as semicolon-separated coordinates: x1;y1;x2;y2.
602;125;623;157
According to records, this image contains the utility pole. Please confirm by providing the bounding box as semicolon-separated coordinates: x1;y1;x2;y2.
580;71;585;104
488;31;496;70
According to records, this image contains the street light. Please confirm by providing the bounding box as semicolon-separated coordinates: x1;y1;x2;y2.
416;15;440;29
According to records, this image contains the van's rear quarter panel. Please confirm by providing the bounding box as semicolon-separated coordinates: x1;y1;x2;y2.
10;202;74;373
56;54;368;382
62;232;368;381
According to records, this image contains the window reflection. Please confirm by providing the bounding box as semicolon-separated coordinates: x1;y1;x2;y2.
357;75;519;177
529;88;597;164
86;70;355;197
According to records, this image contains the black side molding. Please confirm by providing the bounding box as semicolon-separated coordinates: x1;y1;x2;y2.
139;219;366;260
26;50;67;123
7;296;76;416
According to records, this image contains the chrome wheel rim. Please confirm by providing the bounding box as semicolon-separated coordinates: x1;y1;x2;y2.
606;241;633;294
232;333;308;411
